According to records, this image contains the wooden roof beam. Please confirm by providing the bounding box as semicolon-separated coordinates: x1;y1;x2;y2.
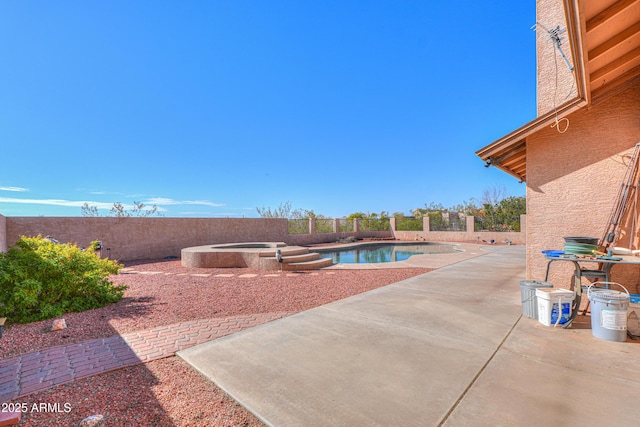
590;45;640;82
586;0;637;32
588;21;640;60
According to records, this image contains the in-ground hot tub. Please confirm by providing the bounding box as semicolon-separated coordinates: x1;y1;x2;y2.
181;242;332;270
181;242;285;269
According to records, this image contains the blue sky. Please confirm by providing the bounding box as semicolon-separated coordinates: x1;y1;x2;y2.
0;1;534;218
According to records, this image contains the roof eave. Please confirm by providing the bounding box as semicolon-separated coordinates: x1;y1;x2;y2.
475;0;590;181
475;96;587;160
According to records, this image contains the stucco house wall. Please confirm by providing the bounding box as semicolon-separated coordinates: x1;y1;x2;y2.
535;0;577;116
476;0;640;292
527;77;640;292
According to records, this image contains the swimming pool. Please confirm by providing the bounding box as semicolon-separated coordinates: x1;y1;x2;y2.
316;242;459;264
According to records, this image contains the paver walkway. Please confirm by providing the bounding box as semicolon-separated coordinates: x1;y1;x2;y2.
0;312;291;403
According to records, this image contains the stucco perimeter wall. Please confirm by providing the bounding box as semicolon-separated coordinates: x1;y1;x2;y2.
5;217;290;261
2;214;524;261
4;217;394;260
393;215;525;245
392;230;524;245
0;214;7;253
287;231;392;246
527;78;640;292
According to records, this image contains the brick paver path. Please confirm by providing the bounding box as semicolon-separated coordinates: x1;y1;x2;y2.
0;312;291;403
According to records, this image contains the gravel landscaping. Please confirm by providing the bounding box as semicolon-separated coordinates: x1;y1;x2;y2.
2;259;431;426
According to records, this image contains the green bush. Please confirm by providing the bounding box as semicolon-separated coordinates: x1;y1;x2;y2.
358;218;390;231
396;217;423;231
0;235;126;324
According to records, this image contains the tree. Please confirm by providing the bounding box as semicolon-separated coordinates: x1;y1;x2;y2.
347;211;390;231
81;201;163;217
457;198;482;216
496;196;526;218
256;201;293;218
109;201;162;217
394;211;423;231
481;185;509;206
410;189;524;232
413;202;445;218
477;196;526;231
256;202;333;221
256;202;332;234
81;203;100;217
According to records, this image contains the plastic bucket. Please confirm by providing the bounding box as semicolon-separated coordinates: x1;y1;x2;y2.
588;283;629;342
536;288;575;326
520;280;553;319
628;294;640;337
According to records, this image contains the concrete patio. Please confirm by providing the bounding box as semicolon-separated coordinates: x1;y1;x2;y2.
178;245;640;426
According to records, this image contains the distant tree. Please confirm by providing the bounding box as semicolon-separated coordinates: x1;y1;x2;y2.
394;211;423;231
347;211;390;231
134;201;161;217
497;196;526;217
109;202;128;217
81;203;100;217
449;198;483;216
286;208;329;234
426;212;449;231
347;212;366;221
256;201;293;218
293;208;314;220
81;201;163;217
411;189;525;232
481;185;509;206
413;200;483;217
257;202;332;234
477;196;526;231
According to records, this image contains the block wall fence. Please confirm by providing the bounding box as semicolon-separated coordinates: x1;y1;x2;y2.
0;214;525;262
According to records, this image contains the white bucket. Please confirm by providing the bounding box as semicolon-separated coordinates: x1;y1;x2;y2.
588;282;629;342
536;288;575;327
627;294;640;337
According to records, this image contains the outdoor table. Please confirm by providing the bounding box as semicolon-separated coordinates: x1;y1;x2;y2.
543;253;640;327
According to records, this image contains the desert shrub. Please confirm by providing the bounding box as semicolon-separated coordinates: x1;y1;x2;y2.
0;235;126;324
395;217;423;231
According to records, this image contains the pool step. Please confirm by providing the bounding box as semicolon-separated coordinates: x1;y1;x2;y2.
258;247;310;257
279;252;323;263
261;248;333;271
282;257;334;271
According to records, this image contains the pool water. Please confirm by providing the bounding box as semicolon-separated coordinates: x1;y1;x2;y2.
317;242;458;264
